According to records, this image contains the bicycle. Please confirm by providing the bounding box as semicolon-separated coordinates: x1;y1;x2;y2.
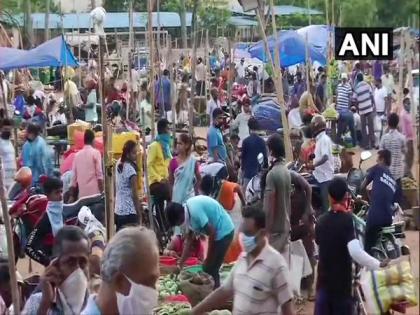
141;197;172;252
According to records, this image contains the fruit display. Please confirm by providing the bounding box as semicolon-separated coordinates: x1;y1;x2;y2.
158;275;182;299
153;302;191;315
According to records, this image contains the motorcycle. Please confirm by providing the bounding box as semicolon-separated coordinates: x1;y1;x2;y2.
8;169;105;262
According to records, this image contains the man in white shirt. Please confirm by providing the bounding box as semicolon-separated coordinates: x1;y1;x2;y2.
309;115;334;213
288;106;303;129
373;78;388;115
235;58;246;85
206;88;220;126
195;57;206;96
373;78;388;143
0;119;16;192
231;100;251;145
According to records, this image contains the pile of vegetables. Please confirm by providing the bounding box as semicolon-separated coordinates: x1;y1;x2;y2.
322;106;339;120
158;275;182;299
189;272;213;286
153;302;191;315
402;177;418;190
220;264;234;284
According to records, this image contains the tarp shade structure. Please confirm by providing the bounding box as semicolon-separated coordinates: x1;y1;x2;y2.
0;35;78;70
297;25;333;58
248;30;327;67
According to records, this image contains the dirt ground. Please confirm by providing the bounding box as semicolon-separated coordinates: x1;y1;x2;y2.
16;128;420;314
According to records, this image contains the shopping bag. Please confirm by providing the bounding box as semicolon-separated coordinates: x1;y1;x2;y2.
290;239;313;278
360;257;417;314
289;254;304;296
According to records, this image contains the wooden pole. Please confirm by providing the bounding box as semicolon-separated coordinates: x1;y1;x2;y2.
305;33;311;90
227;36;234;124
128;0;134;121
0;78;9;119
397;31;405;109
98;36;113;239
189;0;199;136
266;0;293;161
45;0;50;41
325;0;329;26
141;109;155;230
0;157;20;314
307;0;311;25
148;0;156;138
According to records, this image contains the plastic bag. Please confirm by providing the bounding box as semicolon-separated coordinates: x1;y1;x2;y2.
360;257;417;314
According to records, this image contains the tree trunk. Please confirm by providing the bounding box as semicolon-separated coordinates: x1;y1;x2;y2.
180;0;187;48
91;0;96;9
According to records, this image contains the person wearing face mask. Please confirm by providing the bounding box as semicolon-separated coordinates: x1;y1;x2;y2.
22;226;90;315
192;206;295;315
81;227;160;315
21;123;53;186
263;134;292;261
207;108;228;163
0;119;16;192
315;178;387;315
25;177;64;266
166;195;234;288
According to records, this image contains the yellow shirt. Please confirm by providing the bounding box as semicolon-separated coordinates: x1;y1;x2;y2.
147;141;170;185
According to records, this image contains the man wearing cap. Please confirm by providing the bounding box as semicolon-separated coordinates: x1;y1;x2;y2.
207;108;227;163
335;73;356;147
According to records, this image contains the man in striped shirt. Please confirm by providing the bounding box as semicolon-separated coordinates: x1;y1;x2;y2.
336;73;356;146
380;113;406;203
191;206;294;315
354;73;376;149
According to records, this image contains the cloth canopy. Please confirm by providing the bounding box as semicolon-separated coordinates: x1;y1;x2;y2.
0;35;78;70
248;30;327;67
297;24;332;57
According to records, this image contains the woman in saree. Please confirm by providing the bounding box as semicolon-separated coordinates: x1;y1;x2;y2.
169;134;201;204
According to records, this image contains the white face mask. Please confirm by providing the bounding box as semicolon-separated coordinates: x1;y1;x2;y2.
116;275;158;315
59;268;88;314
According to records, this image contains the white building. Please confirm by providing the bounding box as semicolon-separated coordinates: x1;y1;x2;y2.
53;0;104;13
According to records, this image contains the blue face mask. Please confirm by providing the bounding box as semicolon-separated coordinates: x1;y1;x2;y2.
241;232;257;253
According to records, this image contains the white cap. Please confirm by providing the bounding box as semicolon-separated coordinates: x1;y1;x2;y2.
78;206;93;225
341;73;348;79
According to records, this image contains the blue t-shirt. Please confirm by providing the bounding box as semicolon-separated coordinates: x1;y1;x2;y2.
81;295;101;315
186;195;234;241
365;165;396;227
207;126;227;162
241;133;268;179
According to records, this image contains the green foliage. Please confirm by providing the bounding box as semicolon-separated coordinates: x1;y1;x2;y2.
2;0;59;14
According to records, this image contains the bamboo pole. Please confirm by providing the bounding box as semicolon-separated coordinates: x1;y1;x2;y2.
205;29;209;104
45;0;50;41
266;0;293;161
148;0;156;138
0;157;20;314
189;0;199;136
128;0;134;121
141;108;154;230
227;35;234;124
397;31;405;109
98;36;113;239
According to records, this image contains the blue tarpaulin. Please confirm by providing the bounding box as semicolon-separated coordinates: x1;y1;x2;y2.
297;25;333;57
248;30;327;67
0;35;78;70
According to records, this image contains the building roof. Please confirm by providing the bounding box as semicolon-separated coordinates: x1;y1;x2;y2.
6;5;321;31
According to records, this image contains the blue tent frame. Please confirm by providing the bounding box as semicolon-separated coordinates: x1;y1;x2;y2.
0;35;78;71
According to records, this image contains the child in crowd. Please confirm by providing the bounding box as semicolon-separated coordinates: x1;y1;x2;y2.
351;106;362;145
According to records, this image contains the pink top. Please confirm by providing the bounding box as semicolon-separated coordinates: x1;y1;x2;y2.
400;110;414;140
71;145;104;197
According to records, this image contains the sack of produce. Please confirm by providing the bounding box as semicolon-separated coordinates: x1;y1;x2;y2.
209;310;232;315
179;272;214;306
361;257;417;314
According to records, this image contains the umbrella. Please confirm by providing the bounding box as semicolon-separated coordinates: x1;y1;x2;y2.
248;30;327;67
